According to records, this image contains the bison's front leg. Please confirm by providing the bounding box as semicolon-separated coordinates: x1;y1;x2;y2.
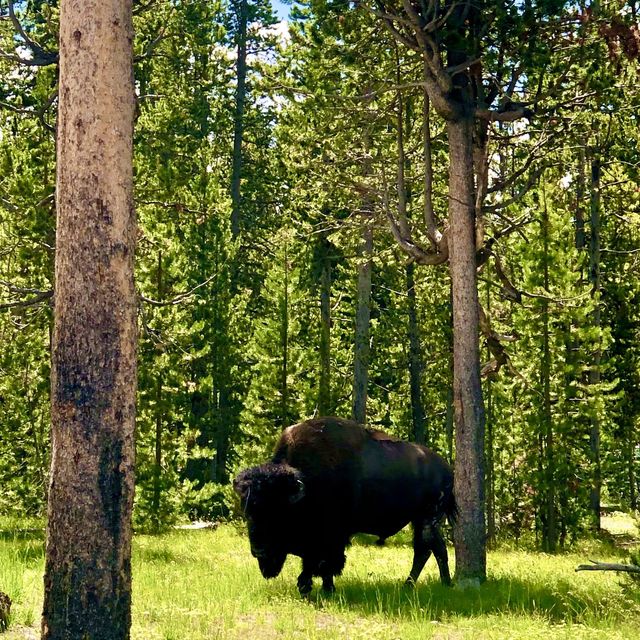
296;567;335;595
406;519;433;586
297;562;314;596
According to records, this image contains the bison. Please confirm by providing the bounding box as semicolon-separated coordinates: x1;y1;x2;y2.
234;417;457;595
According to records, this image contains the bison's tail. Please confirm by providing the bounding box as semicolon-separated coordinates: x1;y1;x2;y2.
444;486;459;527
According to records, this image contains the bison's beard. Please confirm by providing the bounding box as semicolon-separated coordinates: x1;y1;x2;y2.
257;553;287;579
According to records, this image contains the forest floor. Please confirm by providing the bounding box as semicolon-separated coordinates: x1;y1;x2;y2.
1;513;639;640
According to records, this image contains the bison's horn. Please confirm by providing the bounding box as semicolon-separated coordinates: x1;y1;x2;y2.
289;478;305;504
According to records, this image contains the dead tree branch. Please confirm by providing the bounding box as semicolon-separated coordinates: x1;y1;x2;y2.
576;560;640;574
139;274;216;307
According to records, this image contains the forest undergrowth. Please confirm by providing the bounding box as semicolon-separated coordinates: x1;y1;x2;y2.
1;514;639;640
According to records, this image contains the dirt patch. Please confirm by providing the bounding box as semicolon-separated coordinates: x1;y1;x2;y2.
3;626;38;640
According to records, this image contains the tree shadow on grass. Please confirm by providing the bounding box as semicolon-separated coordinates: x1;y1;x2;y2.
315;576;637;624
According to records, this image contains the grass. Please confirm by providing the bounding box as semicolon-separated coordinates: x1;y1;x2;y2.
1;517;639;640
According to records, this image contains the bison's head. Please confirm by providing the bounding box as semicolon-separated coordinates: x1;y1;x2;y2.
233;464;305;579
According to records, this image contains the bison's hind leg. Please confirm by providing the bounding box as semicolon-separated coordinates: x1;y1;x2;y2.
406;518;452;587
318;550;346;594
428;525;452;586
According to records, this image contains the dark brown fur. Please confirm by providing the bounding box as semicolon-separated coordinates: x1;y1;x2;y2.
234;417;456;595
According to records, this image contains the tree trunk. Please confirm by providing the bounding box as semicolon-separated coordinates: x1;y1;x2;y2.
541;188;557;552
448;117;486;584
589;156;602;532
318;235;332;416
153;375;162;527
629;433;637;511
445;284;454;463
485;279;496;549
215;388;231;484
43;1;137;638
280;240;290;429
406;262;426;444
152;252;163;528
230;0;248;238
352;219;373;425
575;147;587;251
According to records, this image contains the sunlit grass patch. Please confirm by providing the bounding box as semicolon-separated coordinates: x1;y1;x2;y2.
1;521;639;639
601;511;639;539
0;528;44;631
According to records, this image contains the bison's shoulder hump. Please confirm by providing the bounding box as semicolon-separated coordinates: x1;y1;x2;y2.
275;417;370;472
366;428;398;442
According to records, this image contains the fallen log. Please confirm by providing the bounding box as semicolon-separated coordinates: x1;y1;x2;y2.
575;559;640;574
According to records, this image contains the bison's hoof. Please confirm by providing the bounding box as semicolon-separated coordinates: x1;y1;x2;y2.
298;582;313;597
321;582;336;594
404;577;417;589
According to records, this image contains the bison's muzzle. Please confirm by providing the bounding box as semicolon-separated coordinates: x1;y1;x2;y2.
255;552;287;579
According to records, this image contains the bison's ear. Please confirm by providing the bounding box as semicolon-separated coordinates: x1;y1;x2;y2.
289;477;305;504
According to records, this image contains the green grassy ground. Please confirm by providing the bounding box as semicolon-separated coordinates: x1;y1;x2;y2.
1;516;639;640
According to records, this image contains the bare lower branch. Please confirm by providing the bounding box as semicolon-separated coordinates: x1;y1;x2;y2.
0;290;53;311
4;1;58;66
139;274;216;307
476;105;534;123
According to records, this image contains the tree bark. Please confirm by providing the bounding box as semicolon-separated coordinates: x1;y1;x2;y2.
230;0;248;238
448;117;486;584
42;1;137;638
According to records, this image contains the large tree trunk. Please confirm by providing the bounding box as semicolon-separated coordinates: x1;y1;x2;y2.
448;117;486;584
230;0;248;239
42;1;137;638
